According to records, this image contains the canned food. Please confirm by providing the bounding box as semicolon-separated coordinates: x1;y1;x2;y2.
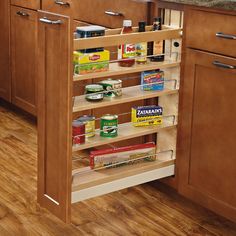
77;115;96;138
72;120;85;145
100;114;118;138
99;79;122;97
85;84;104;102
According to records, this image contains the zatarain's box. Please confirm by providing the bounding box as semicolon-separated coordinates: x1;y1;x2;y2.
131;105;163;127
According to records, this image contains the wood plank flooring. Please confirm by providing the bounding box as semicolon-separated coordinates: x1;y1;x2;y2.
0;100;236;236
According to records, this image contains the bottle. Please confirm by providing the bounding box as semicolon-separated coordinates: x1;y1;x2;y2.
136;21;147;64
151;17;165;62
118;20;135;67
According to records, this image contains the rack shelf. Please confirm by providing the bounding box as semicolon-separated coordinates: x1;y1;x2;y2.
72;121;177;152
73;60;180;81
72;158;175;203
73;86;178;112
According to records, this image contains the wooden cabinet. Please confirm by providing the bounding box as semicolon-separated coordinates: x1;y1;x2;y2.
11;6;38;115
178;8;236;223
42;0;149;28
0;0;11;101
185;9;236;58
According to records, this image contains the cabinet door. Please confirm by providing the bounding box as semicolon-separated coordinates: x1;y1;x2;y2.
37;10;72;223
11;6;37;115
0;0;11;101
179;49;236;222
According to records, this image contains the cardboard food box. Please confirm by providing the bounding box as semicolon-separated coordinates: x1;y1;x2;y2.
131;105;163;127
141;70;164;91
73;50;110;75
90;142;156;169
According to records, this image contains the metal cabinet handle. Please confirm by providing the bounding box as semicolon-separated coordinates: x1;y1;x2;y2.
17;11;29;17
105;10;123;16
39;17;62;25
55;0;70;7
216;32;236;40
213;61;236;70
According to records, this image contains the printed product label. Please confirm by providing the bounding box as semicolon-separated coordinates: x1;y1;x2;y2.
122;44;136;58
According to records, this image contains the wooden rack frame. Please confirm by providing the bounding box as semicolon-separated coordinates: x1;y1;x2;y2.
37;10;182;223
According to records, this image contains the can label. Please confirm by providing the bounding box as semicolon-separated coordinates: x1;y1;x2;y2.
100;115;118;137
85;120;95;138
99;80;122;97
72;122;85;145
77;116;95;138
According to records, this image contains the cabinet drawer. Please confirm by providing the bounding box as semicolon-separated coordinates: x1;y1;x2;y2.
74;0;148;28
11;0;40;10
42;0;148;28
185;9;236;57
42;0;73;17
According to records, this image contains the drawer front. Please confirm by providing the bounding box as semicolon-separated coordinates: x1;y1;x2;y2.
74;0;148;28
42;0;73;17
42;0;148;28
185;9;236;57
11;0;40;10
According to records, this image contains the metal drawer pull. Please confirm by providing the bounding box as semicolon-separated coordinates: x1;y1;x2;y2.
55;0;70;7
39;17;62;25
213;61;236;69
105;10;123;16
216;32;236;40
17;11;29;17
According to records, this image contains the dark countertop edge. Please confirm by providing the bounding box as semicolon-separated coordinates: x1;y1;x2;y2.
156;0;236;12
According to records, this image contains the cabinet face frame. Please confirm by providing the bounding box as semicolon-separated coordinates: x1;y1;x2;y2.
178;48;236;223
37;11;73;223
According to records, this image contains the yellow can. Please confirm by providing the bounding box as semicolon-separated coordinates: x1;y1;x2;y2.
77;115;95;138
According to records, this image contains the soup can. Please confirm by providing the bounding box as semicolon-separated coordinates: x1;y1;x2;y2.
100;114;118;138
77;115;96;138
99;79;122;97
85;84;104;102
72;120;85;145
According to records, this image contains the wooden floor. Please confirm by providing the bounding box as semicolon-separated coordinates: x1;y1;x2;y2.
0;100;236;236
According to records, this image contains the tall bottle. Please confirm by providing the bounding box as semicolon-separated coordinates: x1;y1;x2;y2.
118;20;135;67
136;21;147;64
151;17;165;62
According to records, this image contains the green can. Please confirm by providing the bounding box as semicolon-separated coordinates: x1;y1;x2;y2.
100;114;118;138
85;84;104;102
99;79;122;97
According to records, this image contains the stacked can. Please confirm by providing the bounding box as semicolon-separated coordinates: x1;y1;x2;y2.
99;79;122;98
100;114;118;138
77;115;96;138
72;120;85;145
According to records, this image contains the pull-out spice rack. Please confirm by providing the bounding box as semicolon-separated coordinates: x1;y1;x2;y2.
37;11;182;223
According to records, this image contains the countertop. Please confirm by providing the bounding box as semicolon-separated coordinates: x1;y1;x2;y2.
158;0;236;11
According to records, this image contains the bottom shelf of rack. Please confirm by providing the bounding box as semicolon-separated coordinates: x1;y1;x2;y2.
71;158;175;204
